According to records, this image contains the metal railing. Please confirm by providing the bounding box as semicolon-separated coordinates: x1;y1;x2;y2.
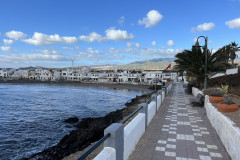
146;96;154;104
77;133;111;160
76;82;175;160
121;105;143;124
77;91;157;160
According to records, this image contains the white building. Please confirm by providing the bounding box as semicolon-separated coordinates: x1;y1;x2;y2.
0;68;15;79
144;71;163;83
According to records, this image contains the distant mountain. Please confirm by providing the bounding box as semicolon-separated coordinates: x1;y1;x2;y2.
19;66;37;70
91;58;175;70
119;58;175;70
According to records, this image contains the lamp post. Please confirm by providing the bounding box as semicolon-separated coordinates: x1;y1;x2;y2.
193;36;208;89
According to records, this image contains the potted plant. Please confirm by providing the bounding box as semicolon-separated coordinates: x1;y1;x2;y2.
209;88;224;103
217;97;238;112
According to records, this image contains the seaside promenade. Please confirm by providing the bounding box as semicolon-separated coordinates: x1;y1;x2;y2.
128;82;231;160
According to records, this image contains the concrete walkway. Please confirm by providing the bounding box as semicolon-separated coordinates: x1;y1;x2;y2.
128;82;231;160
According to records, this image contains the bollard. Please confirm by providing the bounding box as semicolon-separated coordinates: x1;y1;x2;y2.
104;123;124;160
139;103;148;130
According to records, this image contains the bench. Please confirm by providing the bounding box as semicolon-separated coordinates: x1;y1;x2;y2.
190;93;204;107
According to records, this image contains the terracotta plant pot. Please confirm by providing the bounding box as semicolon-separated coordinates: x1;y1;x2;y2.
209;96;224;103
217;103;239;112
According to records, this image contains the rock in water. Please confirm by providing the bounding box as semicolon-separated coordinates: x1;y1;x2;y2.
64;117;79;123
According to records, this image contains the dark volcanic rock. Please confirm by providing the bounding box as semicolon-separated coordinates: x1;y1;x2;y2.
64;117;79;124
21;109;124;160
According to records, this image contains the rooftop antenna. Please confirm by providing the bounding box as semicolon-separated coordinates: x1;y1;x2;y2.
71;58;75;71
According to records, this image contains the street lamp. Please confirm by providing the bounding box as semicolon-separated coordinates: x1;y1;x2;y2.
193;36;208;89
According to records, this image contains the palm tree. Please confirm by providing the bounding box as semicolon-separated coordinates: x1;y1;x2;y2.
215;42;240;67
229;42;239;67
174;46;230;87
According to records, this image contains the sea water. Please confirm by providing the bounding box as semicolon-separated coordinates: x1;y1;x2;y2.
0;83;144;160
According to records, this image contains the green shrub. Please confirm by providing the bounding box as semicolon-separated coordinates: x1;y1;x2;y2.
218;84;229;94
209;88;224;97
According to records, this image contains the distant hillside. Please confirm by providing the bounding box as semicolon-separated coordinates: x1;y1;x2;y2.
91;58;175;70
121;58;175;70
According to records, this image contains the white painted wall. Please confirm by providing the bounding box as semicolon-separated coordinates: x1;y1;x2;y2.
94;147;116;160
124;113;145;160
226;68;238;75
210;73;225;79
157;95;161;110
210;68;238;79
93;83;174;160
192;87;203;97
148;102;156;125
205;96;240;160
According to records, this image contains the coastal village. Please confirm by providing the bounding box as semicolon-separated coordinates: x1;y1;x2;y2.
0;66;178;84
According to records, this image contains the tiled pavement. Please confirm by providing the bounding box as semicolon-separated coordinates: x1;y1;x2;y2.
128;82;231;160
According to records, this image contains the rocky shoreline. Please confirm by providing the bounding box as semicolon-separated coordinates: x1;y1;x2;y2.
19;85;154;160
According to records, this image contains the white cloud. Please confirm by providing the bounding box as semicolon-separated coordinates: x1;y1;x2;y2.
105;28;134;41
167;40;174;47
118;16;125;26
62;46;74;50
22;32;78;45
138;10;163;28
0;54;67;62
192;22;215;32
5;30;27;40
126;42;140;48
3;39;14;45
79;32;106;42
80;28;134;43
152;41;156;47
106;47;183;57
1;46;17;52
135;43;140;48
86;48;101;54
41;49;58;55
225;17;240;29
126;42;132;47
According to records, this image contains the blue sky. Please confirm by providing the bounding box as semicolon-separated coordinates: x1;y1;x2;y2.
0;0;240;68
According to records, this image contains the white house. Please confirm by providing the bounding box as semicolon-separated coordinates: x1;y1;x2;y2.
144;71;163;83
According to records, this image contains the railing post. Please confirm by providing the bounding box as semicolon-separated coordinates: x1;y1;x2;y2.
151;94;157;112
139;103;148;130
104;123;124;160
162;88;165;102
162;87;166;95
158;90;162;108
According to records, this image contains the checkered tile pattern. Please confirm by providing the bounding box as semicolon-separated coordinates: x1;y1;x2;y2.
128;83;231;160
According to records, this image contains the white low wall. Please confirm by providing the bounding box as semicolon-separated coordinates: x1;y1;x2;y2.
192;87;203;97
93;83;173;160
210;73;225;79
157;95;161;110
94;147;116;160
124;113;145;160
210;68;238;79
226;68;238;75
205;96;240;160
148;102;156;125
